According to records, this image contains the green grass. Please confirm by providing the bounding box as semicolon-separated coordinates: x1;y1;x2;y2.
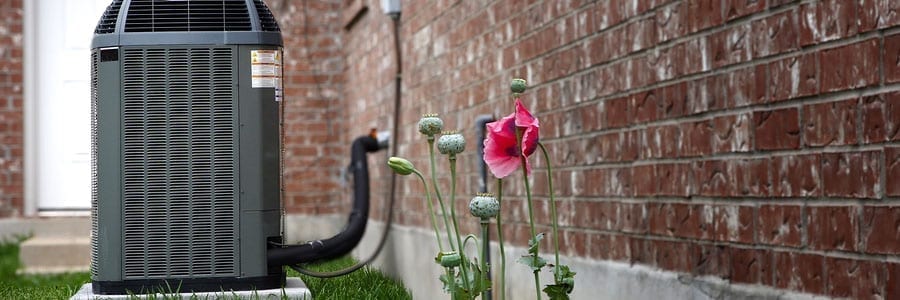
290;258;412;300
0;237;91;300
0;238;410;300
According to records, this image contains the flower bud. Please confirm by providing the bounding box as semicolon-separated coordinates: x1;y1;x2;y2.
418;114;444;137
436;131;465;155
438;251;462;268
469;193;499;219
387;157;416;175
510;78;527;94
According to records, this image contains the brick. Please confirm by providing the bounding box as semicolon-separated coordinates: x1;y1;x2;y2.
861;93;900;144
825;258;885;299
691;244;730;278
587;232;630;261
631;91;659;123
713;205;754;243
710;24;751;68
560;229;587;258
628;237;654;266
631;164;656;197
757;205;803;247
693;160;729;197
887;147;900;196
681;119;712;157
806;206;858;251
772;154;822;197
655;2;686;43
751;10;800;58
643;124;680;159
686;76;727;114
711;113;751;154
861;206;900;254
800;1;859;45
768;54;818;102
725;0;766;21
886;33;900;83
619;202;646;233
727;65;767;107
649;203;712;239
653;239;692;273
802;98;858;147
730;247;767;285
819;39;880;92
857;0;900;31
656;163;692;197
604;96;631;129
774;252;825;295
661;82;687;119
686;0;723;33
732;158;771;197
753;108;800;150
889;263;900;299
821;151;881;199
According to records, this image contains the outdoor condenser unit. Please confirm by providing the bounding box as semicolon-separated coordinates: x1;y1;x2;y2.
90;0;285;294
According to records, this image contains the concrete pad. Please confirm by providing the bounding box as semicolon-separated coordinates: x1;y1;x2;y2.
70;277;312;300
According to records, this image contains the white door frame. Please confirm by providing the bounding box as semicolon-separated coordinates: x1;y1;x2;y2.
23;0;37;217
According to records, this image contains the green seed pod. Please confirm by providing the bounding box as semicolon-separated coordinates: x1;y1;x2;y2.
469;193;499;219
510;78;527;94
418;114;444;137
387;157;416;176
436;131;465;155
438;251;462;268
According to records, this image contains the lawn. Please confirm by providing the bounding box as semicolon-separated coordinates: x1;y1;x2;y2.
0;238;410;299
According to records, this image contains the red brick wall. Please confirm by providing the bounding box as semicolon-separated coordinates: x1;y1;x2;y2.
0;0;23;218
323;0;900;298
269;0;350;215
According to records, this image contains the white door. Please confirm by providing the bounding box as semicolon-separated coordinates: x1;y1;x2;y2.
33;0;109;212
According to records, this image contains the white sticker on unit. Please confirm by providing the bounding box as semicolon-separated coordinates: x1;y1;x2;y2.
250;49;282;91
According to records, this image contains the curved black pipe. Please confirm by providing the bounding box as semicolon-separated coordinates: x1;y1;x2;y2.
267;135;381;266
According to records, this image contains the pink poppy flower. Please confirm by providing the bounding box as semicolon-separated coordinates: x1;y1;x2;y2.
483;99;540;178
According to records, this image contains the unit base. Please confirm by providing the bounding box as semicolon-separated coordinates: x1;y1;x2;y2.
89;273;285;295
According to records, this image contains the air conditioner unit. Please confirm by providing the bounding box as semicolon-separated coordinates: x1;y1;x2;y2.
90;0;285;294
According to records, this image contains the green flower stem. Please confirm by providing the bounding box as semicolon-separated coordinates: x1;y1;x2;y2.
448;156;473;294
428;139;456;251
479;218;490;300
445;267;457;298
496;178;507;300
516;130;541;300
413;170;444;252
538;143;561;277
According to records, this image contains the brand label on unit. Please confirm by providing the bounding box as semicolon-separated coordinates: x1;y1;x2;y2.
250;49;283;101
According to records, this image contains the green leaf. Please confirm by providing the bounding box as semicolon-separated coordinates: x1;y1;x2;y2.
528;233;545;254
545;264;576;298
543;284;571;300
464;261;492;296
516;255;547;271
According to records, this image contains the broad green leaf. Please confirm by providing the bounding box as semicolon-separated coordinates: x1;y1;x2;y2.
516;255;547;271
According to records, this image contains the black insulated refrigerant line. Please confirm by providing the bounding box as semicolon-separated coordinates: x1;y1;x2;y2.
267;135;382;266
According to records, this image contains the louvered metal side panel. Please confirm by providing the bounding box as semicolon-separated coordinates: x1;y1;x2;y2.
90;50;100;278
121;47;237;279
